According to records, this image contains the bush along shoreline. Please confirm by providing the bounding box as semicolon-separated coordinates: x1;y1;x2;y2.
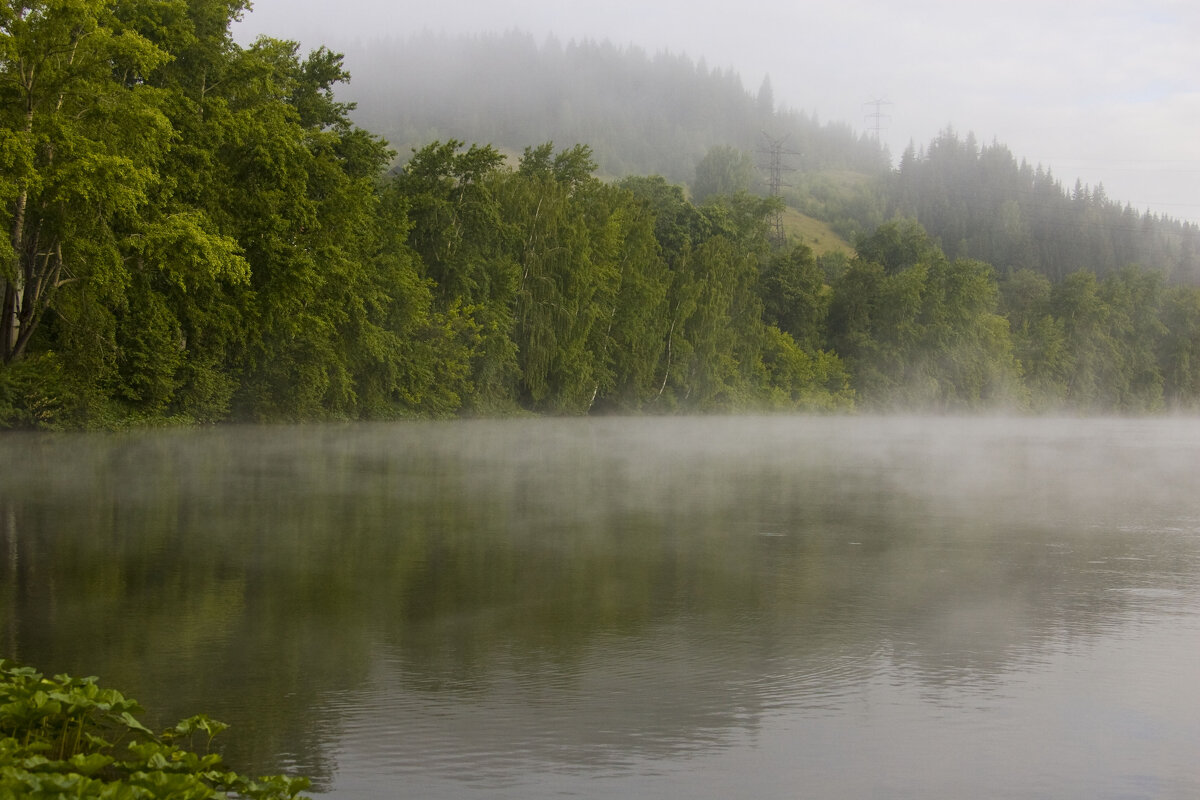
0;659;310;800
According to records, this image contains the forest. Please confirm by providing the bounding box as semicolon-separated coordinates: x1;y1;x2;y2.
338;30;890;187
2;1;1200;429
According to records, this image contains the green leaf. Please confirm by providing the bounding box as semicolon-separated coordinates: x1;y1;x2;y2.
118;712;154;737
67;752;114;776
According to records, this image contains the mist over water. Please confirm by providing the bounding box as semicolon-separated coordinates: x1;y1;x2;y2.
2;417;1199;799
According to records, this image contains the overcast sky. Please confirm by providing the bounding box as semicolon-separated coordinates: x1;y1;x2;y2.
234;0;1200;222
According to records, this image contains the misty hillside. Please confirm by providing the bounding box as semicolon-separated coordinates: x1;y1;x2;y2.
886;131;1200;283
339;31;889;184
339;31;1200;284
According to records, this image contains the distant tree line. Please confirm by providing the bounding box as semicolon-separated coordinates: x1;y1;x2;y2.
339;31;889;186
4;3;1200;429
887;129;1200;284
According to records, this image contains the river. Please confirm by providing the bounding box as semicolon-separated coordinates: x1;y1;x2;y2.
2;416;1199;798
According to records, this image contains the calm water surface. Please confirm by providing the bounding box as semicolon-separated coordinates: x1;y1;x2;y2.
2;417;1199;799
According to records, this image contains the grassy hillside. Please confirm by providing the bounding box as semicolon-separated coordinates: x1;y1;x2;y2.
781;208;854;257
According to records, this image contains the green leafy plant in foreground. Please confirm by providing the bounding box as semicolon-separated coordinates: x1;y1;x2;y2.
0;660;310;800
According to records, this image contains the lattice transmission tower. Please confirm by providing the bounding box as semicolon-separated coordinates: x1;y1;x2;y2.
758;132;800;248
864;97;893;141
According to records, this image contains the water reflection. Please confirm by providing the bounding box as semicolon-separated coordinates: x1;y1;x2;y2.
1;417;1199;798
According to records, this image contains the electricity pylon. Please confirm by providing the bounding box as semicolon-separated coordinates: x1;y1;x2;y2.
864;97;893;141
758;132;800;248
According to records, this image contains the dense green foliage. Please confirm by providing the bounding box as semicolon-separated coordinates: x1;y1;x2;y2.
2;0;414;424
828;221;1022;409
0;3;856;427
0;659;309;799
2;4;1199;428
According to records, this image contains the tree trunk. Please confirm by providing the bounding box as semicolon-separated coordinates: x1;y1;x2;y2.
3;103;35;364
4;193;29;365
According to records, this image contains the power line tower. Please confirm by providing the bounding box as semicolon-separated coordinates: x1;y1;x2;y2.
758;132;800;248
863;97;893;141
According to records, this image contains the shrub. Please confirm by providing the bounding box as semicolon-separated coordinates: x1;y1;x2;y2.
0;660;309;800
